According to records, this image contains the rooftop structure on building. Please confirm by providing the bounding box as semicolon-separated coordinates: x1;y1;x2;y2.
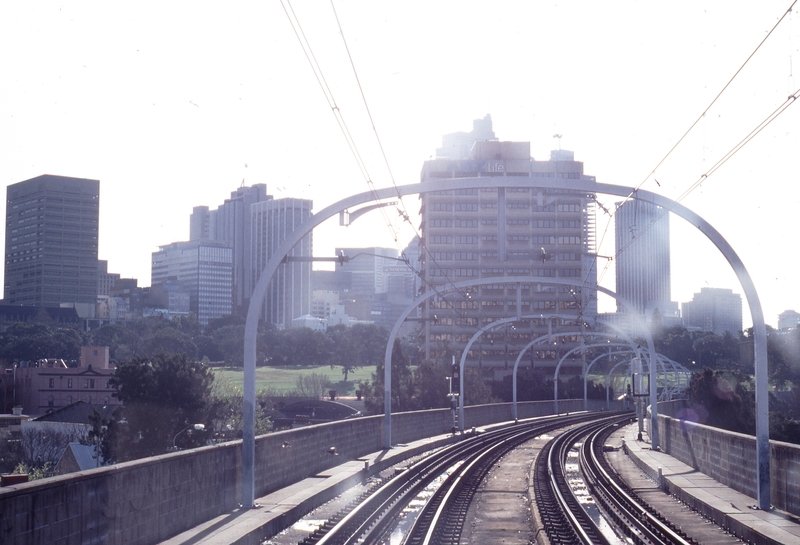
419;116;598;378
436;114;497;159
4;175;99;313
682;287;743;336
151;240;233;325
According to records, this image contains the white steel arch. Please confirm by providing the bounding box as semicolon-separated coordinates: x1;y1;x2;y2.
242;177;770;509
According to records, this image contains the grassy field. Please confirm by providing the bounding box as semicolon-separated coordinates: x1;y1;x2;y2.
212;365;377;395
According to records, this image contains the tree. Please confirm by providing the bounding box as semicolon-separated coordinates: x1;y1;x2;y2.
686;368;753;434
361;338;415;414
693;334;726;368
295;373;331;398
0;323;85;364
212;325;245;366
109;354;213;460
413;359;450;409
19;424;86;470
329;324;388;381
146;328;198;359
655;326;696;366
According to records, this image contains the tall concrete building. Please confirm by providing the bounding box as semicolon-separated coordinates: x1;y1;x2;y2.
151;241;233;325
189;184;270;315
614;199;671;315
251;198;312;328
4;175;99;310
682;287;742;336
420;118;598;377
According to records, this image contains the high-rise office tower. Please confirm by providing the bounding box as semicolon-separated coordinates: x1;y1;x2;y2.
614;199;671;315
4;175;99;309
682;287;742;336
151;240;233;325
251;198;312;328
420;118;598;377
190;184;270;315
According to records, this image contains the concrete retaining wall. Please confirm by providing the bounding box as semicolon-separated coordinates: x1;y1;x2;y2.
653;403;800;515
0;399;618;545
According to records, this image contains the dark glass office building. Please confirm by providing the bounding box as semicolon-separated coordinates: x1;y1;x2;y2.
4;175;99;308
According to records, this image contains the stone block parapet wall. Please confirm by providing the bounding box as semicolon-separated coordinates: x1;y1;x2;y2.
654;401;800;515
0;399;617;545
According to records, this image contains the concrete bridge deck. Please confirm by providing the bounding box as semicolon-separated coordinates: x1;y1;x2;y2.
158;429;458;545
624;424;800;545
158;419;800;545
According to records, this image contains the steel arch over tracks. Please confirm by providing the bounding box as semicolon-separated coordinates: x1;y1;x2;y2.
243;178;770;509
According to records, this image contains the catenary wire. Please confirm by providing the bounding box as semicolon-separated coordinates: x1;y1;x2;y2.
589;0;798;287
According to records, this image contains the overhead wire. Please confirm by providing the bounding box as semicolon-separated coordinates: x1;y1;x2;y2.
282;0;478;329
280;0;398;243
328;0;483;328
589;0;798;287
615;83;799;261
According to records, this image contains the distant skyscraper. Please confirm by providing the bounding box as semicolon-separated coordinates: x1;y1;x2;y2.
4;175;99;309
151;240;233;325
335;247;398;295
190;184;270;315
420;117;598;376
682;287;742;335
778;310;800;330
251;198;312;328
614;199;671;315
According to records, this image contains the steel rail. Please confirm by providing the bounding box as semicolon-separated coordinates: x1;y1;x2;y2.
581;419;697;545
310;413;605;545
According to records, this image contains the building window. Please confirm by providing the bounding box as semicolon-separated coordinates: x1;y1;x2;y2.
48;378;54;388
67;378;73;388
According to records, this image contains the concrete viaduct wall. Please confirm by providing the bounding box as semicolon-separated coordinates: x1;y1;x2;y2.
0;399;615;545
655;400;800;515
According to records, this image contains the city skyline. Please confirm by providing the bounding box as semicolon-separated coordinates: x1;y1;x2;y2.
1;2;798;328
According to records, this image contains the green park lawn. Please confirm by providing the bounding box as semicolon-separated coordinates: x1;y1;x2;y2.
212;365;376;396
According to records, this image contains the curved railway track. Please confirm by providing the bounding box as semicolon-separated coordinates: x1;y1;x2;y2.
294;411;701;545
535;414;699;545
301;412;608;545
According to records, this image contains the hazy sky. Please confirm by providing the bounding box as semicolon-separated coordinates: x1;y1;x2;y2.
1;1;798;328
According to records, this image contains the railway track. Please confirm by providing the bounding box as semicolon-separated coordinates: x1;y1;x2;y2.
301;412;611;545
294;411;700;545
535;414;699;545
